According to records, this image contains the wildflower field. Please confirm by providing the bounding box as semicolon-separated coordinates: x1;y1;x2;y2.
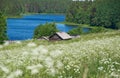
0;30;120;78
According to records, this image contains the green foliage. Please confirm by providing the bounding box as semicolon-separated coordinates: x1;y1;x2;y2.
68;25;110;35
90;0;120;29
75;10;90;24
116;22;120;29
66;1;81;23
66;1;92;24
90;27;108;33
0;0;72;16
66;0;120;29
68;27;83;35
33;23;58;38
0;12;7;44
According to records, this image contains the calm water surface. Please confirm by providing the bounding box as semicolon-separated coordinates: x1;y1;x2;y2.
7;14;77;40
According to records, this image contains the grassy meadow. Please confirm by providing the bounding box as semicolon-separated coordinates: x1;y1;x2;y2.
0;30;120;78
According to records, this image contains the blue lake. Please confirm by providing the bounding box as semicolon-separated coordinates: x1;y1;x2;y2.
7;14;77;40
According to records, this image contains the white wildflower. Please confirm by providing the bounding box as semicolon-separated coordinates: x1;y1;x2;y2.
45;57;54;67
6;59;12;63
113;61;120;65
15;70;23;76
32;46;48;55
27;42;37;47
58;75;63;78
27;64;43;75
108;58;112;62
36;64;43;68
4;41;9;46
22;51;29;56
56;61;63;69
48;68;56;76
104;60;109;64
32;48;40;53
50;50;63;58
7;69;23;78
118;69;120;72
110;72;119;78
38;55;46;60
27;66;35;70
31;50;39;56
68;76;73;78
27;64;43;70
31;69;39;75
98;66;104;71
15;41;21;44
40;48;48;55
74;68;80;73
0;45;3;48
111;68;115;71
0;65;9;73
65;65;71;70
37;45;45;49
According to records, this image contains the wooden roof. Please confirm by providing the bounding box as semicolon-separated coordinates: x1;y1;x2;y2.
49;32;72;40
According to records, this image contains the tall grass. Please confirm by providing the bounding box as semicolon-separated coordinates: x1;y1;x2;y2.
0;30;120;78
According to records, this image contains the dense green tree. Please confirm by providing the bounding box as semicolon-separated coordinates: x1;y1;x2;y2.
116;22;120;29
0;0;72;15
68;26;83;35
34;23;58;38
90;0;120;29
66;1;81;23
67;0;120;29
66;1;92;24
0;13;7;44
0;0;120;29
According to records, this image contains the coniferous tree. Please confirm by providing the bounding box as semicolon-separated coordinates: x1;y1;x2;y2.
66;1;92;24
0;13;7;44
90;0;120;29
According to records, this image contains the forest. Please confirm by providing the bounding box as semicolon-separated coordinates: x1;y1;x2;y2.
0;0;72;15
0;0;120;43
0;0;120;29
66;0;120;29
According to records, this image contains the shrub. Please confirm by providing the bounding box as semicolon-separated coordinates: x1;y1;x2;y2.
90;27;108;33
68;26;110;35
0;12;7;44
68;27;83;35
33;23;58;38
116;22;120;29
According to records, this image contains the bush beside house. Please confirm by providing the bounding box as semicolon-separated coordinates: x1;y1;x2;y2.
33;23;58;39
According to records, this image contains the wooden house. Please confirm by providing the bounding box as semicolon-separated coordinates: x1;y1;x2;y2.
49;32;72;41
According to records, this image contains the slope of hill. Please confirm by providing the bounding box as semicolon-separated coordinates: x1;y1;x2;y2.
0;30;120;78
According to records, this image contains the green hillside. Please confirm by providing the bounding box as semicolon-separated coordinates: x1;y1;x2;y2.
0;30;120;78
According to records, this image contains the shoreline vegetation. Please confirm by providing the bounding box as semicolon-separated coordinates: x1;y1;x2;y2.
6;13;117;32
1;30;119;50
6;13;115;42
6;13;65;18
